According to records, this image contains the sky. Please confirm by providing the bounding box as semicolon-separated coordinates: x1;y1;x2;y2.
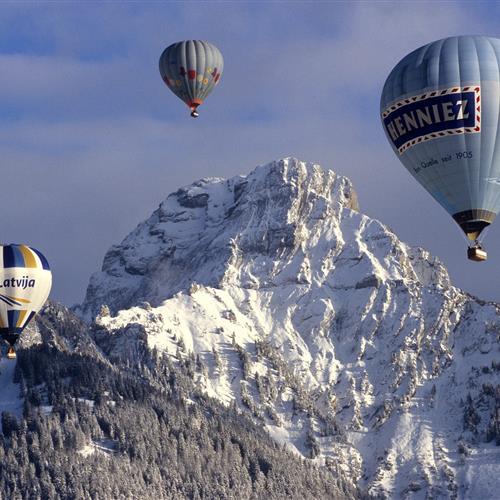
0;1;500;305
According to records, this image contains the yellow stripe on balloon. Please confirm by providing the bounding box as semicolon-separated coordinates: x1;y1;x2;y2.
10;296;31;304
19;245;37;268
16;310;27;328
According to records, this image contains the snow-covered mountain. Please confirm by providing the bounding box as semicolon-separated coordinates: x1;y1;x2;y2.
79;157;500;499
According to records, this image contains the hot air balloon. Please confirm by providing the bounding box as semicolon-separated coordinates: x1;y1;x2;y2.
159;40;224;118
381;35;500;261
0;244;52;359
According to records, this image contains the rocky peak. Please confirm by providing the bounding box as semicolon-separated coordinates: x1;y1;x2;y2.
79;157;361;319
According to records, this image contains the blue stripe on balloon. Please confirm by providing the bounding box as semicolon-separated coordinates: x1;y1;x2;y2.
31;248;50;270
3;245;25;268
3;246;15;268
24;311;36;327
11;246;25;267
7;310;19;329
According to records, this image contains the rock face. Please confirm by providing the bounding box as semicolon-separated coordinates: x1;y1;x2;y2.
79;157;500;498
79;158;361;319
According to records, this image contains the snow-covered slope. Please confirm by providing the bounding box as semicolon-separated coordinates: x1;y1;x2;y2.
79;158;500;498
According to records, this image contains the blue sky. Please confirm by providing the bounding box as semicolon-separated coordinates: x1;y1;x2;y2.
1;1;500;305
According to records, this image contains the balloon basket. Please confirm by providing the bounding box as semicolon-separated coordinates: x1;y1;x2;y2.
467;246;487;262
6;346;16;360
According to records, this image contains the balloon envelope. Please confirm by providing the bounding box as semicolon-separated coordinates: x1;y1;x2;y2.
0;244;52;346
159;40;223;116
381;35;500;241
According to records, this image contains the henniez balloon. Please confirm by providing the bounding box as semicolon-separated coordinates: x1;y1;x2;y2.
381;35;500;261
159;40;223;118
0;244;52;358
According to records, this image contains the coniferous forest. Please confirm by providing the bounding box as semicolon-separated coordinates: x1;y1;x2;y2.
0;302;358;499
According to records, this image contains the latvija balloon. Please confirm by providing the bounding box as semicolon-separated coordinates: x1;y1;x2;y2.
0;244;52;359
159;40;224;118
381;36;500;261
